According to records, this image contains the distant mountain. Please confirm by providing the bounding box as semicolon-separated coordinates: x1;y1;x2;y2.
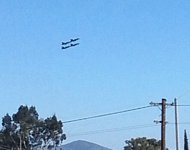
58;140;113;150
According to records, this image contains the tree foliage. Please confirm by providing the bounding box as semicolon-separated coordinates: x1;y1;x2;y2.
0;105;66;150
184;130;189;150
124;137;161;150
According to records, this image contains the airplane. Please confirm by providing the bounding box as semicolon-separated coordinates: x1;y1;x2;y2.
70;43;79;47
62;46;71;49
70;38;80;42
62;41;70;45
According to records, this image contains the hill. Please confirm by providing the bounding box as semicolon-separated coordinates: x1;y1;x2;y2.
59;140;113;150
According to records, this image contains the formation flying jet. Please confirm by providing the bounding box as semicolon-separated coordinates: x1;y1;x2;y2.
61;38;80;50
62;41;70;45
70;38;80;42
62;46;71;49
70;43;79;47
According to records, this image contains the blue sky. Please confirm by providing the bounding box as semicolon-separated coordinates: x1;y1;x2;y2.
0;0;190;149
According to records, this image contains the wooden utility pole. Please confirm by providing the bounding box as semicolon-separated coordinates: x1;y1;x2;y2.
161;98;166;150
175;98;179;150
150;98;173;150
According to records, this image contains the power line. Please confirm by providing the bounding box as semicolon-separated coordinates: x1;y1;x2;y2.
67;123;159;137
177;105;190;106
63;105;152;124
168;122;190;125
177;89;190;99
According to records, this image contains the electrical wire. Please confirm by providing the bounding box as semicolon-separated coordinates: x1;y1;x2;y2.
177;105;190;106
168;122;190;125
62;105;152;124
67;123;159;137
177;89;190;99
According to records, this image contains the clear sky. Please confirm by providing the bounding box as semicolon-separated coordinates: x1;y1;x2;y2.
0;0;190;149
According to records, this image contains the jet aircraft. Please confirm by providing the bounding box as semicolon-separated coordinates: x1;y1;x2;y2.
62;41;70;45
70;38;80;42
61;38;80;50
70;43;79;47
62;46;71;49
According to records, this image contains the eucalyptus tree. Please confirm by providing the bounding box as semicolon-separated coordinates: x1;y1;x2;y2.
0;105;66;150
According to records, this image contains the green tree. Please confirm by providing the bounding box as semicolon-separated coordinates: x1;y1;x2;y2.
12;105;39;149
0;105;66;150
0;113;18;149
38;115;66;149
124;137;162;150
184;130;189;150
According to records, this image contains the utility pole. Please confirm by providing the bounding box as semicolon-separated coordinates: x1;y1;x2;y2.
150;98;173;150
161;99;166;150
175;98;180;150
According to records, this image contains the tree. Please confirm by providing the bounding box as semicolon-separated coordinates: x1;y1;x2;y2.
184;130;189;150
0;114;18;149
124;137;162;150
12;105;39;149
0;105;66;150
37;115;66;149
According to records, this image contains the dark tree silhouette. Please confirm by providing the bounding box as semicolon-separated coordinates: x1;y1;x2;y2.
185;130;189;150
0;105;66;150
